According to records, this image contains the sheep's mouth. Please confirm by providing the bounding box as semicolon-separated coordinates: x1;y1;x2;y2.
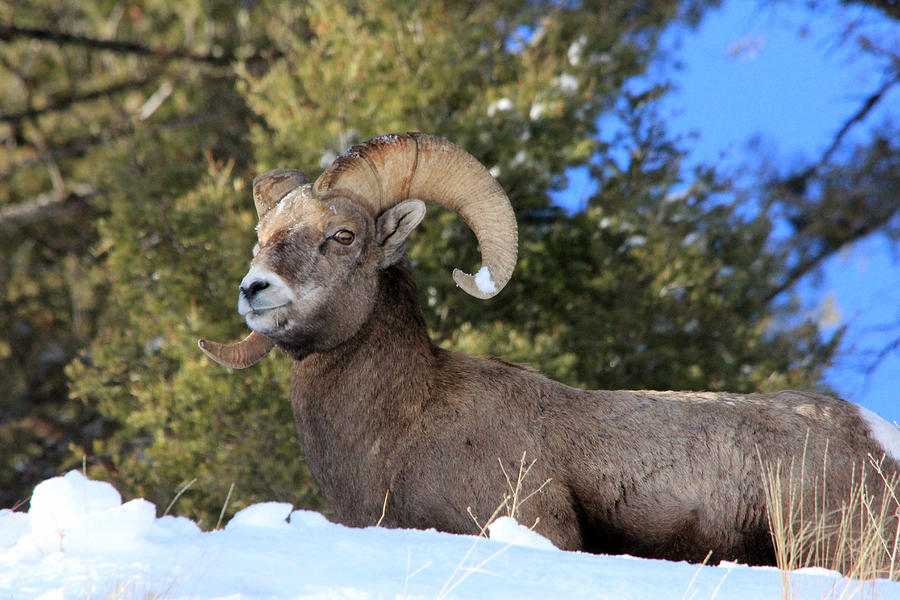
240;302;290;317
241;302;293;339
240;305;292;336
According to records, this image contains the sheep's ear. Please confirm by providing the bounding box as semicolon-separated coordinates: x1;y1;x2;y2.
375;200;426;268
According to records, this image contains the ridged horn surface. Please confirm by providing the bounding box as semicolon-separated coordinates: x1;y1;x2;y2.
253;169;310;219
198;331;274;369
313;132;517;299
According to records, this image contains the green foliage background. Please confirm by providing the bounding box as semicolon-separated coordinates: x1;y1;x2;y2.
2;0;896;526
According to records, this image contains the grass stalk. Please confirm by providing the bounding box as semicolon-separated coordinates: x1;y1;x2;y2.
759;446;900;599
376;488;389;527
215;482;235;530
443;451;552;598
163;477;197;517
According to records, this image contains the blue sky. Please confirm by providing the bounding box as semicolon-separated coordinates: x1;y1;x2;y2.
654;1;899;422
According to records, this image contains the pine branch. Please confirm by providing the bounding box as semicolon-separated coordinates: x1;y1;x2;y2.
785;75;899;189
0;187;95;231
0;23;232;65
866;334;900;376
0;107;226;181
0;124;132;180
0;76;158;124
765;203;899;302
816;76;898;170
851;0;900;20
764;74;900;303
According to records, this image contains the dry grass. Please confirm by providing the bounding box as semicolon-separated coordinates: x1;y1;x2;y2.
215;482;235;530
466;450;551;537
430;451;551;599
759;442;900;599
103;580;172;600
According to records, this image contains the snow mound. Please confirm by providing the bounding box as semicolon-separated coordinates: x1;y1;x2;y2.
25;470;156;555
487;516;558;551
0;509;28;549
226;502;293;531
1;470;899;599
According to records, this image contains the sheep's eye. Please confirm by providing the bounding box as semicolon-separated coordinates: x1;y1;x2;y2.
333;230;355;246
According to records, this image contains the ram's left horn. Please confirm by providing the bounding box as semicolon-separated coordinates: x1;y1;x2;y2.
198;331;274;369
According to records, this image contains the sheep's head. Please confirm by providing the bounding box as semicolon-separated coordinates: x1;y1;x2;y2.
199;132;518;368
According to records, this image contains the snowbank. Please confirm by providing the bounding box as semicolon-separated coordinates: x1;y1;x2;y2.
1;471;899;599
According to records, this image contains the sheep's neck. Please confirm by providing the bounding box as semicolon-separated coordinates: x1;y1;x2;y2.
288;261;436;524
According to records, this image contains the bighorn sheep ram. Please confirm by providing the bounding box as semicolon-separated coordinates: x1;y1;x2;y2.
200;132;900;567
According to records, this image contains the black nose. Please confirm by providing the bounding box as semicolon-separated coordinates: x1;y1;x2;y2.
240;279;270;298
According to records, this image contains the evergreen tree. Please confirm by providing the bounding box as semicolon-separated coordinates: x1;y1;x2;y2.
70;0;708;524
0;0;265;510
2;0;893;525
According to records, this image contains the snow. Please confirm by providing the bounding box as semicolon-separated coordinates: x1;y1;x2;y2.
567;35;587;66
486;517;557;552
858;404;900;462
3;471;900;599
487;98;514;117
554;73;579;93
529;101;548;121
473;266;497;295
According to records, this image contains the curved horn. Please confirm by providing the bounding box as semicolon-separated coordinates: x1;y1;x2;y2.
313;133;518;299
198;332;274;369
253;169;310;218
